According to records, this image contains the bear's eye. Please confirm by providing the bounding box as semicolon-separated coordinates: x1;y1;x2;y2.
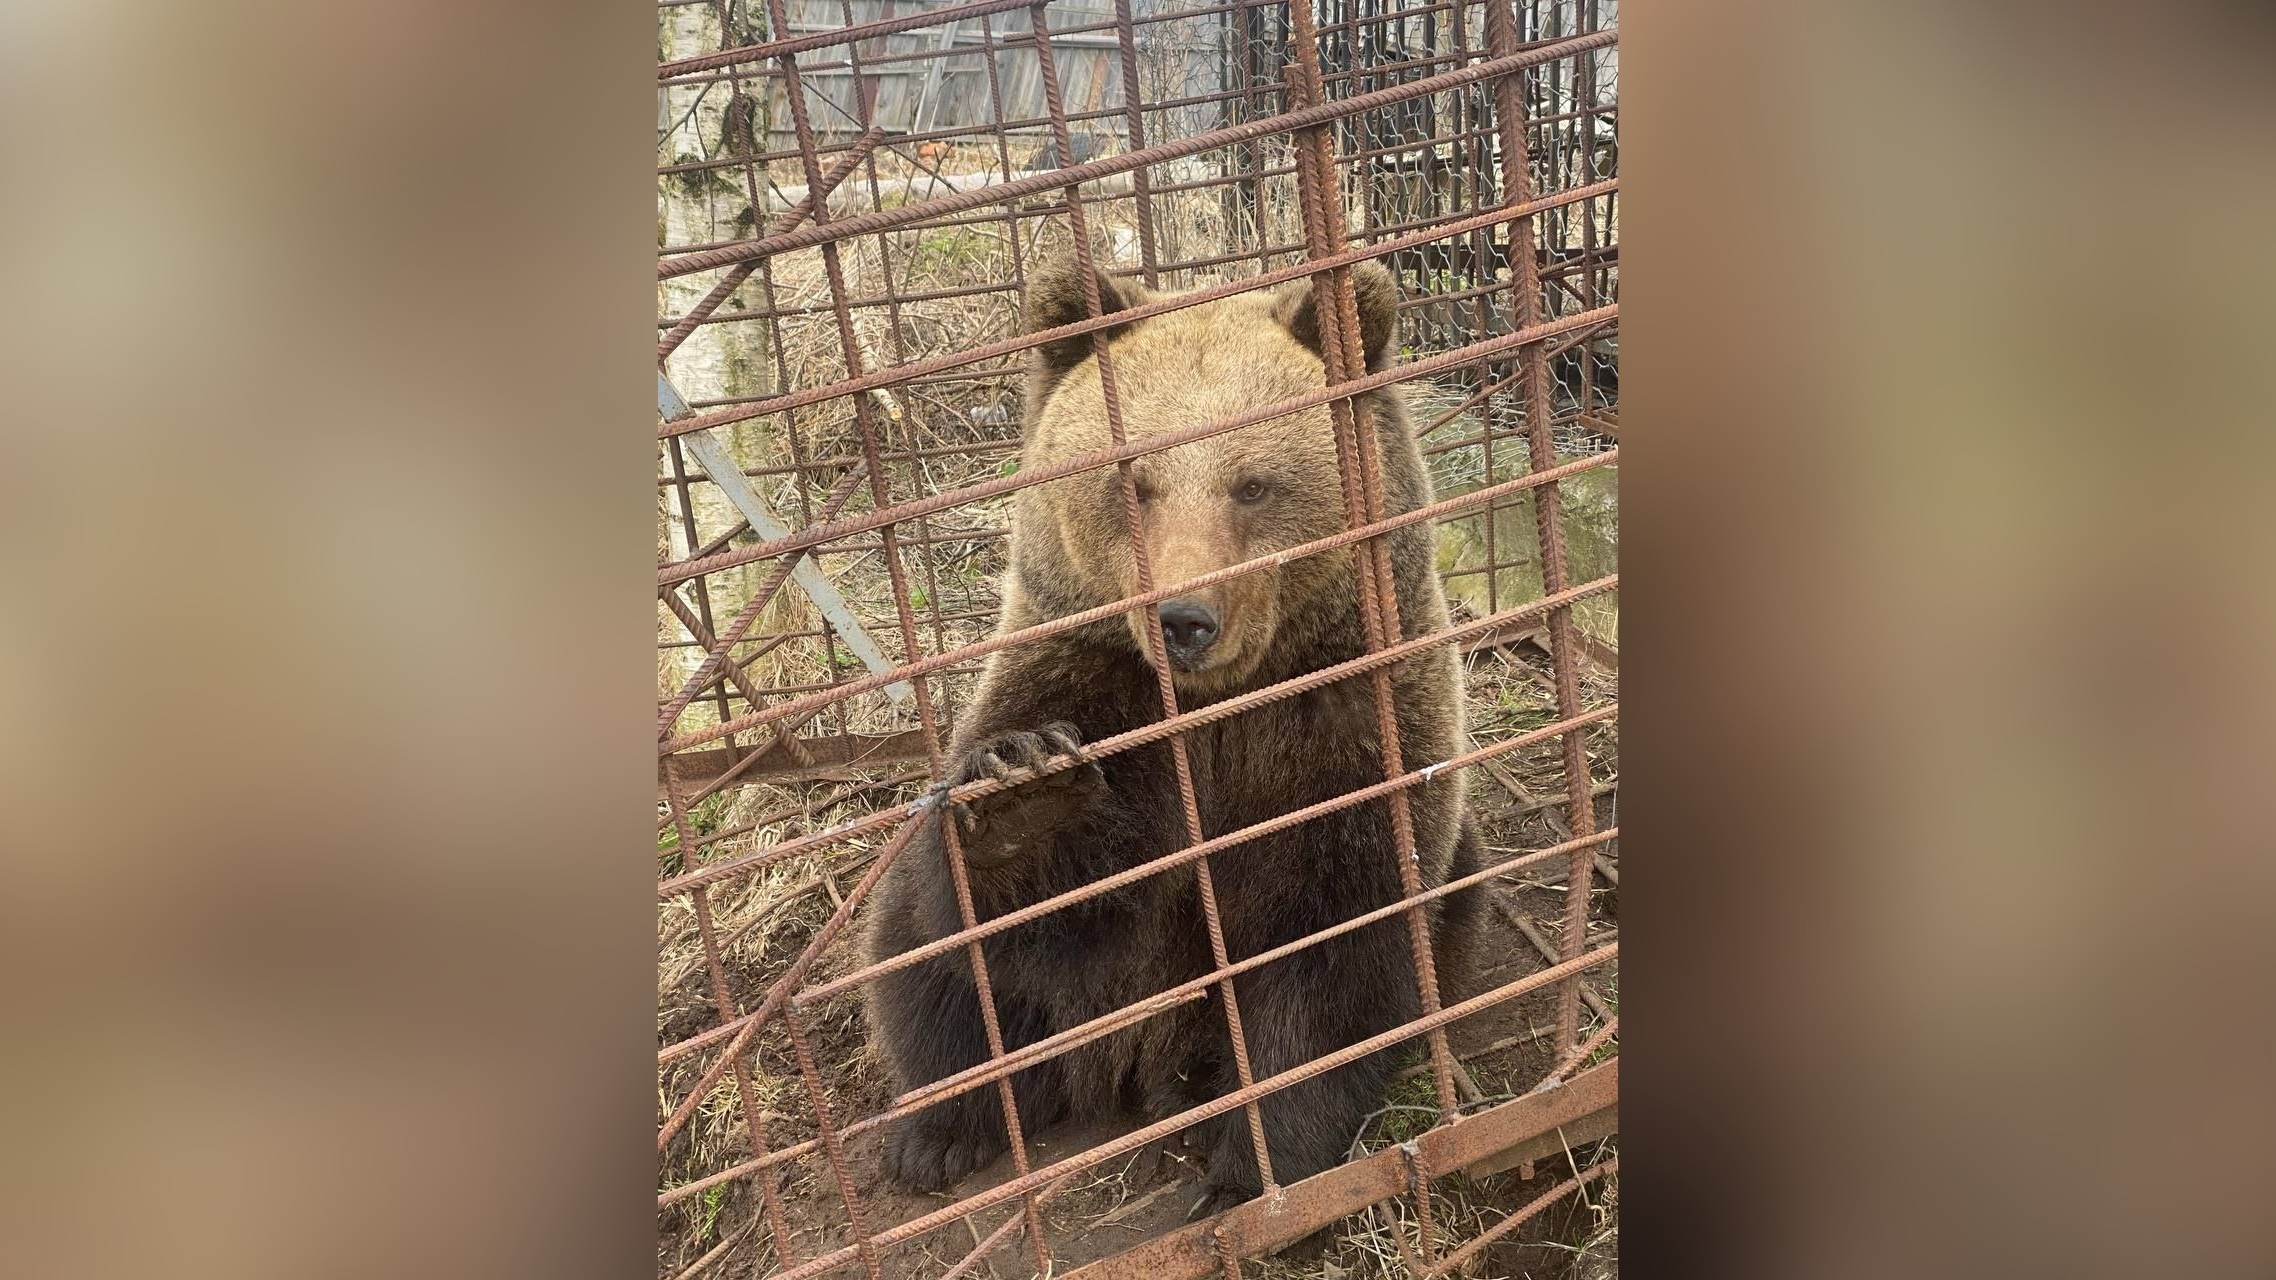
1235;479;1269;503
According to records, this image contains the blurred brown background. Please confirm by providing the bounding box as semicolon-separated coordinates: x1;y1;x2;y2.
0;2;2269;1278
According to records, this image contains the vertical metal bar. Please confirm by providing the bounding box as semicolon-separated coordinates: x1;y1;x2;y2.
1030;0;1278;1189
1110;0;1161;285
757;1;1056;1270
1282;0;1463;1124
669;378;915;705
1483;0;1598;1053
782;1006;885;1279
659;754;799;1268
1402;1141;1442;1268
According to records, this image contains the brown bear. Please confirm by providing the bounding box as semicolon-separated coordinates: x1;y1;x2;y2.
863;255;1484;1211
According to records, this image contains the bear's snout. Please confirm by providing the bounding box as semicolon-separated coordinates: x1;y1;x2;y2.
1157;598;1222;667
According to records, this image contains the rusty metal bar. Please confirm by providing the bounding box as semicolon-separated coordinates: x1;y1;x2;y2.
659;28;1617;277
667;376;914;706
660;580;1617;901
1423;1155;1617;1277
660;306;1614;594
655;8;1619;1272
661;820;1620;1180
738;949;1617;1279
655;182;1615;447
1058;1060;1619;1280
1486;0;1603;1056
666;447;1613;759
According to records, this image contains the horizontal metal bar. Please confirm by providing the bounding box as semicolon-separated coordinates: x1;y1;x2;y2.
654;581;1616;901
723;961;1615;1274
655;730;932;796
658;27;1618;277
658;306;1617;593
654;180;1615;440
1061;1060;1618;1280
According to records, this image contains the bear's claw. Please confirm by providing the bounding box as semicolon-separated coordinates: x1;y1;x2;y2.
946;721;1104;866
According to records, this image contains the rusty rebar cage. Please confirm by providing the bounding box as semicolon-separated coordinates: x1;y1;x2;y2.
657;2;1617;1275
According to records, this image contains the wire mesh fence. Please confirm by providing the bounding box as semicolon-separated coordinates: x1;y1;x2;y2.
657;2;1617;1274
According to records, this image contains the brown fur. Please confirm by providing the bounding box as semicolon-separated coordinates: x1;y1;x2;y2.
864;256;1485;1205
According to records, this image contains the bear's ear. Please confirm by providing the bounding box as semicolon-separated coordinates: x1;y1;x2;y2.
1270;261;1402;372
1023;255;1150;382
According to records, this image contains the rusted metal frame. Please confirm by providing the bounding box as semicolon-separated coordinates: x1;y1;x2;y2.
665;463;1616;803
1486;0;1600;1055
656;705;840;825
1544;1013;1617;1086
658;712;1613;1150
1502;896;1611;1023
750;227;857;748
936;1170;1084;1280
1400;1138;1443;1271
664;0;1468;99
655;180;1613;447
658;583;1613;926
663;0;1037;80
781;1005;883;1276
660;304;1615;595
670;707;1614;1111
650;86;1610;193
1421;1152;1616;1277
662;0;1486;96
653;803;927;1175
1415;321;1610;443
742;949;1617;1280
1111;0;1160;283
654;86;1221;187
657;589;819;774
663;443;1615;764
665;377;916;707
667;633;984;695
656;462;869;735
665;435;747;765
675;15;765;757
663;784;928;928
840;11;964;717
658;125;885;362
662;272;1015;330
1212;1224;1243;1279
662;175;1611;340
658;754;799;1264
766;824;1624;1179
660;729;934;798
667;0;1103;85
1031;0;1276;1189
1057;1057;1616;1279
975;8;1029;302
760;1;1055;1268
658;27;1618;278
1573;0;1603;418
1454;5;1506;618
1281;0;1461;1126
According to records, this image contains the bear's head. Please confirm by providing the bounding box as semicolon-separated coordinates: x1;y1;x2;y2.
1009;256;1408;697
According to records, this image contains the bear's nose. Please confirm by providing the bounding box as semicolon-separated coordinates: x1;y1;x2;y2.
1157;599;1221;660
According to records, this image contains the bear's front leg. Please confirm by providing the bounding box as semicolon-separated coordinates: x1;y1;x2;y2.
945;721;1105;867
1187;929;1417;1217
874;953;1068;1192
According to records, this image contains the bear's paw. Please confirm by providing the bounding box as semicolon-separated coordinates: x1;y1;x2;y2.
946;721;1105;867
